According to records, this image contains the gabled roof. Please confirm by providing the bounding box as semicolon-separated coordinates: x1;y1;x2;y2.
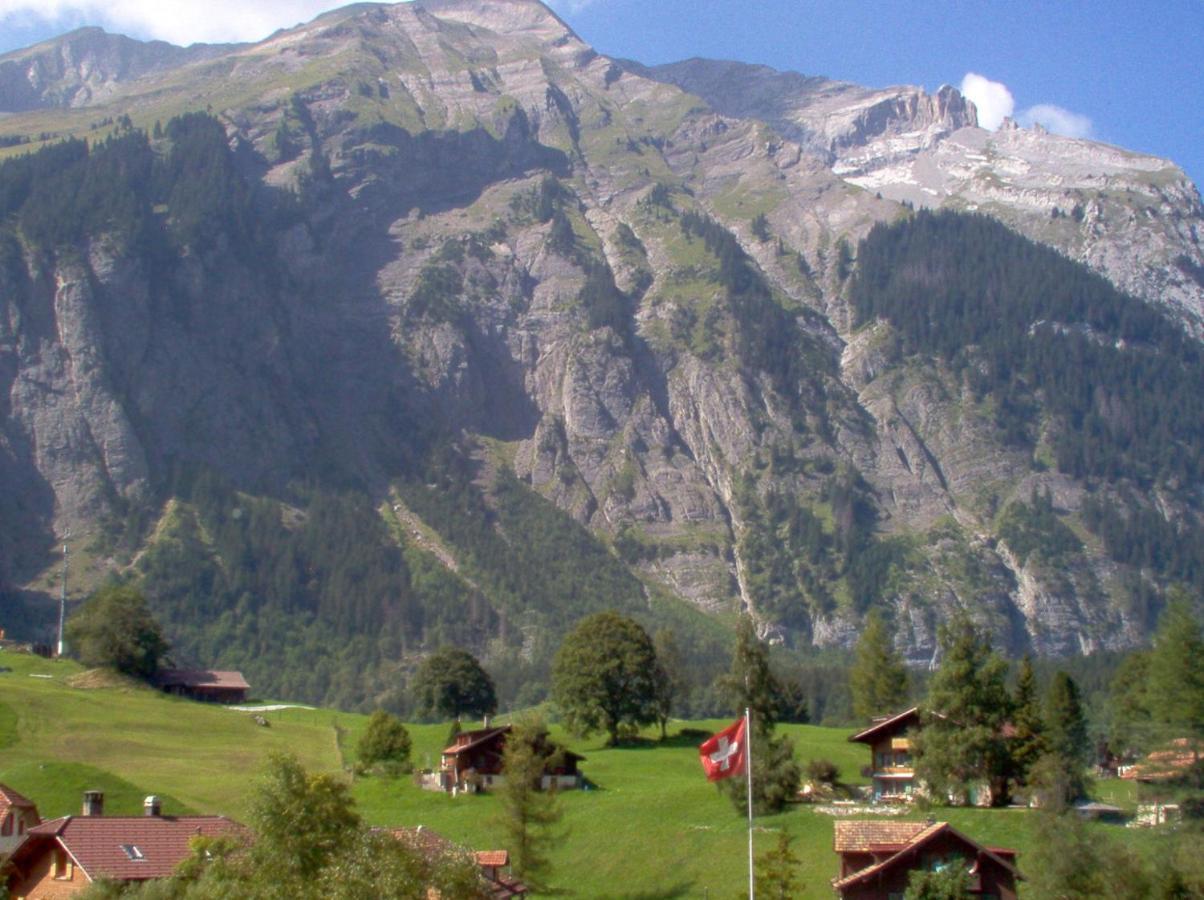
11;815;241;881
833;820;929;853
476;849;509;867
832;821;1020;892
443;726;512;756
154;669;250;690
0;783;39;816
848;707;921;744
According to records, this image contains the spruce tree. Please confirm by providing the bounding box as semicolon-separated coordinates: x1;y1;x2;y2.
915;615;1012;805
495;717;562;887
754;831;803;899
1008;655;1045;785
851;609;909;720
718;616;800;814
1145;593;1204;752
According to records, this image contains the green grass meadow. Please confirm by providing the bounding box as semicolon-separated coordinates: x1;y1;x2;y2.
0;648;1142;897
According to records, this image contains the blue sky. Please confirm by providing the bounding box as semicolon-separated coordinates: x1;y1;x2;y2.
1;0;1200;187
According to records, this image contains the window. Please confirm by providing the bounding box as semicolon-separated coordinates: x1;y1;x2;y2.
121;844;146;861
1;812;11;836
53;848;72;880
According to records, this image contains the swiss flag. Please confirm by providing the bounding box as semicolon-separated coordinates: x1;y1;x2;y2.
699;717;747;781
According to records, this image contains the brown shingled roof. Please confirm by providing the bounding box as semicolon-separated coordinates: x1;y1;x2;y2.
833;820;929;853
848;707;921;744
154;669;250;690
17;815;241;881
832;821;1021;892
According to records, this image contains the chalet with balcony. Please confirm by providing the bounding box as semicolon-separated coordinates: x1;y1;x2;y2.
832;820;1020;899
849;707;920;802
425;725;584;793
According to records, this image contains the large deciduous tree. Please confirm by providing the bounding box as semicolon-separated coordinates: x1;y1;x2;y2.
65;583;169;679
652;627;687;740
850;609;909;720
411;647;497;723
551;611;657;745
915;616;1012;806
356;710;413;775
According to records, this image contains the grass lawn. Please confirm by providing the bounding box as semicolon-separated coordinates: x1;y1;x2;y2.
0;648;1152;897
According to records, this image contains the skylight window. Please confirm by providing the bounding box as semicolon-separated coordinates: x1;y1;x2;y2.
120;844;145;861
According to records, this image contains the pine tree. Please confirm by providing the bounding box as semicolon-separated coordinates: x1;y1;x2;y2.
719;615;781;731
755;831;803;899
915;616;1012;805
851;609;909;720
718;616;800;814
1008;655;1045;785
495;717;562;888
1145;593;1204;752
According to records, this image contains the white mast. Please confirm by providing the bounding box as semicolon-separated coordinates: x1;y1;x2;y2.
746;706;754;900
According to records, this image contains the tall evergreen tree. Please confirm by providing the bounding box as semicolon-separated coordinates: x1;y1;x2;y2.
850;609;909;720
754;831;803;899
1008;655;1045;785
719;615;781;731
1145;593;1204;751
495;717;562;888
915;616;1012;805
717;616;800;814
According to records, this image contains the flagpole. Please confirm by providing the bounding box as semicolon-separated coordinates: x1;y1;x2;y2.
745;706;754;900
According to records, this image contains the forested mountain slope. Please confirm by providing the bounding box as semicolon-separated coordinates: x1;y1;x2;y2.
0;0;1201;707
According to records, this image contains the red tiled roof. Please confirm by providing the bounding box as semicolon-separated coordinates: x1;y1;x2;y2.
18;815;241;881
154;669;250;690
0;783;38;816
833;820;928;853
832;821;1020;892
848;707;921;744
476;850;509;868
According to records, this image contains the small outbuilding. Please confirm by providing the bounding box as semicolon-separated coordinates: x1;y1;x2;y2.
153;669;250;704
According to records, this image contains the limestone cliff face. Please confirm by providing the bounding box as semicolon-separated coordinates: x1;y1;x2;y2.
1;0;1201;658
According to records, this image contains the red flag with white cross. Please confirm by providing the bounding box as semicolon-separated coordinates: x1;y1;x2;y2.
699;717;747;781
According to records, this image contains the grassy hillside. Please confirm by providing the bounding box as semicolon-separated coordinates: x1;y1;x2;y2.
0;648;1152;898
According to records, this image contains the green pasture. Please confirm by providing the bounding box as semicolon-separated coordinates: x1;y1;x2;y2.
0;648;1146;897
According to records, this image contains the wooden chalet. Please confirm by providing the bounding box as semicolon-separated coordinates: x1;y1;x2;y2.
832;820;1020;899
0;783;40;857
153;669;250;704
430;725;584;793
849;708;920;802
4;792;240;898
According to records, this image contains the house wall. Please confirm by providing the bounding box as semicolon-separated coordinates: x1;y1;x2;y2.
0;808;40;855
7;845;89;899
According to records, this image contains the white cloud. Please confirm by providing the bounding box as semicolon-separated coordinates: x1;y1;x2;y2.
546;0;602;12
960;72;1015;130
0;1;341;45
1018;103;1093;139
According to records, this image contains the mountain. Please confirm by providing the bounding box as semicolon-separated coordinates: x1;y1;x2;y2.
0;0;1201;707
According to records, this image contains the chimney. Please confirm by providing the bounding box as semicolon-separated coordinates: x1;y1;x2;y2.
82;790;104;817
144;796;162;817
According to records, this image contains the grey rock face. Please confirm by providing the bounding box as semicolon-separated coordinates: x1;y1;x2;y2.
1;0;1200;659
